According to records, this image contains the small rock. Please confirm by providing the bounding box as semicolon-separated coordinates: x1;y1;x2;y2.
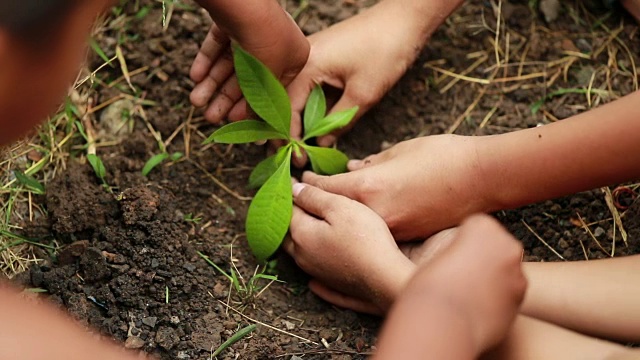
594;227;606;237
170;316;180;324
282;320;296;331
223;320;237;330
155;327;180;350
212;282;227;298
57;240;89;266
177;351;190;359
182;263;197;272
99;99;134;137
319;328;338;342
142;316;158;328
540;0;561;22
151;259;160;268
576;38;591;52
557;239;569;249
125;336;145;349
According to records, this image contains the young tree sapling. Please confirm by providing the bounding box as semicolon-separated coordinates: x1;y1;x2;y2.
204;46;358;261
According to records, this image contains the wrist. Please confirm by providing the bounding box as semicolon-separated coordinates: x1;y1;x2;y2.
371;255;416;313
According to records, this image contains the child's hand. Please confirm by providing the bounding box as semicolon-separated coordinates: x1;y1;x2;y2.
374;216;527;358
190;6;309;124
301;135;491;241
286;1;431;147
283;182;415;313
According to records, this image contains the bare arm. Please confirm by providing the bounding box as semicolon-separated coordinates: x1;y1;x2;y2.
521;255;640;343
0;284;146;360
479;91;640;211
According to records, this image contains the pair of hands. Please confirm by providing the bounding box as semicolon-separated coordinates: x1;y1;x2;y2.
285;180;527;353
190;0;427;147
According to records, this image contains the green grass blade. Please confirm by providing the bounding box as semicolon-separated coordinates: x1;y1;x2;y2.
303;106;358;140
89;38;114;67
197;251;234;282
303;84;326;135
211;324;257;357
142;153;169;176
233;45;291;136
13;171;45;195
302;145;348;175
246;147;293;261
86;154;107;180
203;120;288;145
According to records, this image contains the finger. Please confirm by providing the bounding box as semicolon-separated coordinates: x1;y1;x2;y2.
289;204;324;248
292;183;344;220
301;171;360;200
190;54;234;108
190;24;230;83
204;76;242;123
316;84;373;147
347;153;382;171
228;98;250;122
282;234;295;257
309;280;382;315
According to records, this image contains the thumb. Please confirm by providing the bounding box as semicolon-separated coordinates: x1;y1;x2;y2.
301;171;364;202
287;71;317;141
317;83;371;147
292;182;343;220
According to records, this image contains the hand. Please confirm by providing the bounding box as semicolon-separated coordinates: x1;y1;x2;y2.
283;182;415;313
308;227;459;315
190;8;309;123
374;215;527;358
286;0;431;147
302;134;490;241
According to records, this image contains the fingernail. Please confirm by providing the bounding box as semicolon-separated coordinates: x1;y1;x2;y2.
254;140;267;146
292;183;306;197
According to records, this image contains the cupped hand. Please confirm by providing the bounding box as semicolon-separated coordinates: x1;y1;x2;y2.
286;1;430;147
302;134;490;241
283;182;415;313
190;13;309;124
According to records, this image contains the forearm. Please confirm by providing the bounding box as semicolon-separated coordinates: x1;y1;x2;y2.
194;0;294;44
478;91;640;211
521;255;640;342
374;293;477;360
375;0;463;40
0;285;144;360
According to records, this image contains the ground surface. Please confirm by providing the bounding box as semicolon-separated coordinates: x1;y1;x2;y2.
1;0;639;359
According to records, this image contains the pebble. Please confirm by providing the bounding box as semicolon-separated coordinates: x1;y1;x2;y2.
124;336;145;349
540;0;561;22
142;316;158;328
170;316;181;324
594;227;606;237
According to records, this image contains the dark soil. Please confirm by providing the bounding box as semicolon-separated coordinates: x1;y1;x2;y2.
8;0;640;359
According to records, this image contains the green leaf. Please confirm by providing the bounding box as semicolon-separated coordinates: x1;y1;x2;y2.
246;147;293;261
303;106;358;140
303;145;349;175
212;324;257;358
87;154;106;180
203;120;288;145
142;153;169;176
13;171;45;194
248;145;290;189
304;84;326;135
233;45;291;136
169;152;183;161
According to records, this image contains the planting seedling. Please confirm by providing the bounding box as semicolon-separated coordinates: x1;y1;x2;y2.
204;46;358;261
87;154;112;192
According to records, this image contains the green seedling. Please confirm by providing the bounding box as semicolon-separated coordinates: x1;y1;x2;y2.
183;213;203;224
87;154;111;192
13;171;45;195
141;151;183;176
204;46;357;261
198;251;280;302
